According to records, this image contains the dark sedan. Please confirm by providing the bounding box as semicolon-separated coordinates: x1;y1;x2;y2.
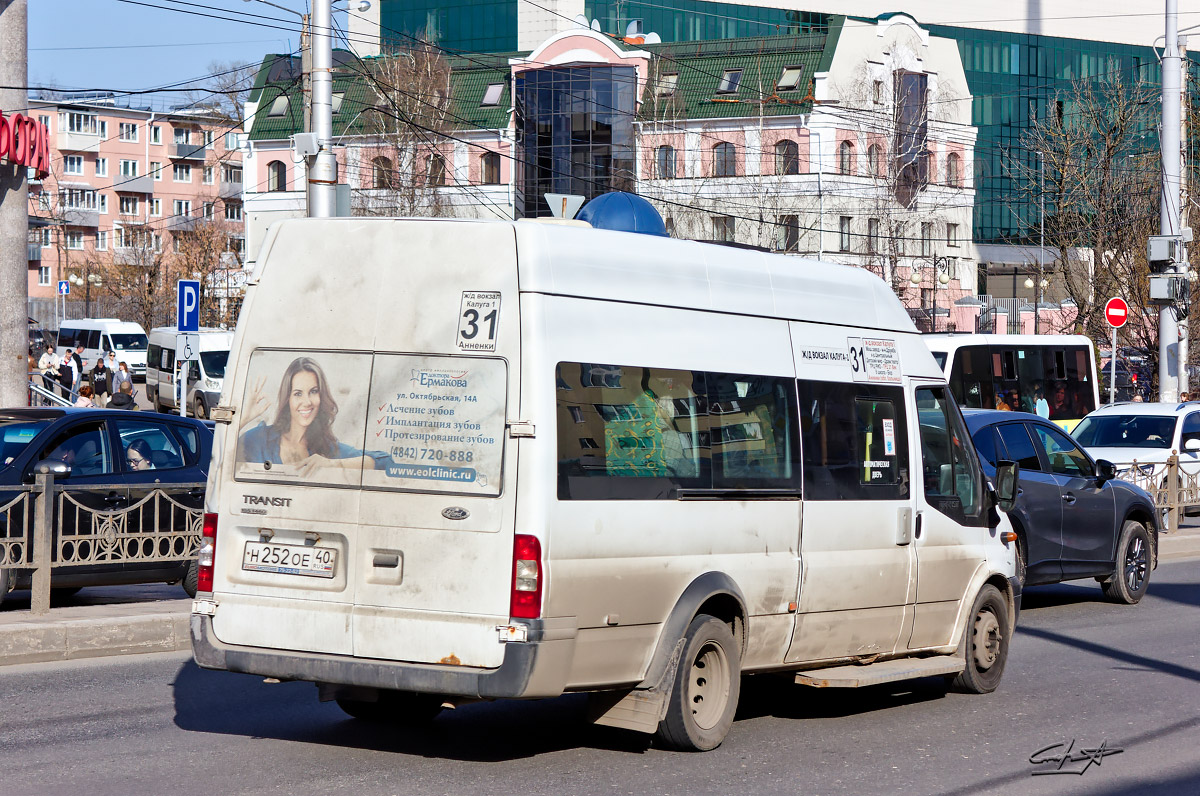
963;410;1158;604
0;407;212;605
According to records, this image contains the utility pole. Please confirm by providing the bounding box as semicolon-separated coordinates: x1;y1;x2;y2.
308;0;337;217
1160;0;1184;402
0;0;29;406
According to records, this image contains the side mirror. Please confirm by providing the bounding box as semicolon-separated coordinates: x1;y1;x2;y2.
1096;458;1117;483
34;458;72;478
1186;438;1200;452
993;459;1020;513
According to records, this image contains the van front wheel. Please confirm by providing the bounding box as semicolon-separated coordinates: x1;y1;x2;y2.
656;614;740;752
335;690;443;724
949;584;1010;695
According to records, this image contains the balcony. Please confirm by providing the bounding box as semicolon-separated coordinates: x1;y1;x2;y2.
166;215;202;233
28;244;41;262
57;130;102;152
115;174;154;194
218;181;243;200
63;208;99;227
172;142;207;161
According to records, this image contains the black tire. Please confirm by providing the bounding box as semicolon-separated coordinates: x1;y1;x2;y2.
182;560;198;598
655;614;741;752
1101;520;1152;605
0;568;10;608
193;397;207;421
51;586;82;598
336;690;443;723
949;584;1010;695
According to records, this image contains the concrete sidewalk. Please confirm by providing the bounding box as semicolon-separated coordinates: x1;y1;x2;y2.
3;527;1200;668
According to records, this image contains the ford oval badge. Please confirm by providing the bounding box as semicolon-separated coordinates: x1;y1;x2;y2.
442;507;470;521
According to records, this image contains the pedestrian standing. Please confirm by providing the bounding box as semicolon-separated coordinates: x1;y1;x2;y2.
38;345;60;397
71;344;85;394
112;360;134;398
91;357;112;407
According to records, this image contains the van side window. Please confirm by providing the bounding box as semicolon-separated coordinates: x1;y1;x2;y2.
556;363;800;499
916;387;982;520
58;329;75;349
797;380;909;500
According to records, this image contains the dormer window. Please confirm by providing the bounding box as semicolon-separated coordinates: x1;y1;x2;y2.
776;66;804;91
717;69;743;94
655;73;679;96
481;83;504;107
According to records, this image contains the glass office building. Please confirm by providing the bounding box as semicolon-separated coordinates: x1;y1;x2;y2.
381;0;518;53
515;66;638;218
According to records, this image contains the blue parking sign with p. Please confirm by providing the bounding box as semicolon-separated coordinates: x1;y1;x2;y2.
177;279;200;332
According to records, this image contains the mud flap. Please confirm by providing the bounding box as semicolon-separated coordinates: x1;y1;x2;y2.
587;638;685;735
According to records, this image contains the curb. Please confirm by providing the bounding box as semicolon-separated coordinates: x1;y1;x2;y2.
0;602;191;667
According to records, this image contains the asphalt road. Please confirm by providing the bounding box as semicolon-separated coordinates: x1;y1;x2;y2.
3;560;1200;796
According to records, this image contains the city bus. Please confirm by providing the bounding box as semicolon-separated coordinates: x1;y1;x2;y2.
923;334;1099;431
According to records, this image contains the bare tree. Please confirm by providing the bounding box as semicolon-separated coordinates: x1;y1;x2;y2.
1015;71;1160;352
184;60;258;128
353;43;455;217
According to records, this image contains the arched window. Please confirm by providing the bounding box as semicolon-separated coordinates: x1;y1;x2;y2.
838;140;855;175
774;140;799;176
656;145;676;179
946;152;962;187
712;141;736;177
428;153;446;186
481;151;500;184
266;160;287;192
371;156;394;189
867;144;883;177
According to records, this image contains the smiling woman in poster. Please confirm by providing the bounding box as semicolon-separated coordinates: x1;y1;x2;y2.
239;356;381;477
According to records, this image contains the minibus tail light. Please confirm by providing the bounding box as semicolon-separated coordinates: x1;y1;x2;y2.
197;513;218;594
510;534;542;619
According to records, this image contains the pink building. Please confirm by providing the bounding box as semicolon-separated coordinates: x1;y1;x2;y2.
26;96;244;305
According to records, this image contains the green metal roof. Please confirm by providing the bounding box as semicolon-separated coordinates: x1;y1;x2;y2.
638;25;840;120
246;51;513;141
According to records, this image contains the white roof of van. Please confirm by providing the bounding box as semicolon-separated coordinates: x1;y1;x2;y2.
255;218;918;334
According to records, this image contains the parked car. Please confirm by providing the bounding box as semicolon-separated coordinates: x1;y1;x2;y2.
964;409;1158;603
1073;402;1200;483
0;407;213;606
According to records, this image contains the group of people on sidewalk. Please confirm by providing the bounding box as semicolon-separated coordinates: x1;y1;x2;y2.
36;345;138;409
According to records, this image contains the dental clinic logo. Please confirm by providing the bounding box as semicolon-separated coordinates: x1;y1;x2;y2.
410;368;469;388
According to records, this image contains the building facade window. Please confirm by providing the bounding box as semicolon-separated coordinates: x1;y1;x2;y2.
173;163;191;182
65;231;84;250
150;125;162;145
223;164;243;183
203;165;214;184
150;198;161;216
119;159;138;178
267;160;287;191
838;140;855;175
656;145;676;179
174;199;192;217
428;153;446;186
150;161;162;180
38;265;51;286
64;155;84;175
174;128;190;144
712;141;737;177
946;152;962;187
119;196;138;215
481;151;500;184
868;218;881;253
202;201;215;219
775;140;799;175
371;156;394;189
920;222;934;257
98;194;107;214
96;230;107;250
118;122;138;142
947;222;959;247
867;144;883;177
95;157;108;177
63;112;97;134
839;216;852;251
224;131;240;150
225;201;243;221
777;215;799;251
712;215;735;242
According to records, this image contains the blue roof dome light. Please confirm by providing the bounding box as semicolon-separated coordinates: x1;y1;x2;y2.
575;192;669;237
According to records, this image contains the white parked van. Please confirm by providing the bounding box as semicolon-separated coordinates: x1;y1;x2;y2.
58;319;148;380
192;218;1021;751
146;327;234;419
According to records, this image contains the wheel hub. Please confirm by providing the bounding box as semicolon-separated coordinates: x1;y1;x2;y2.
1125;536;1147;591
972;611;1001;670
688;642;731;731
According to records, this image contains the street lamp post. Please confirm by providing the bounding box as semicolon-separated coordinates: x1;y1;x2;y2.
1024;274;1049;334
910;255;953;332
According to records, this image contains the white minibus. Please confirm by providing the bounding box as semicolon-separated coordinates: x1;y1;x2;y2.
924;333;1099;432
57;319;149;380
146;327;235;419
192;218;1021;751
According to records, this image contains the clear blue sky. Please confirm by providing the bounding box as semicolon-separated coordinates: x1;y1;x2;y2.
29;1;350;99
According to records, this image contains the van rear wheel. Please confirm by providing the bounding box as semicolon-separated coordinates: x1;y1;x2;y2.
949;584;1009;695
336;690;443;724
655;614;740;752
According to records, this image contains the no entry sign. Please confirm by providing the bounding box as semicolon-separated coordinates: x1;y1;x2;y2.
1105;297;1129;329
